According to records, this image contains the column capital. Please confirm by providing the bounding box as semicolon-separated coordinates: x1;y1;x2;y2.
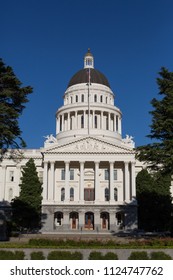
109;161;114;165
94;161;100;164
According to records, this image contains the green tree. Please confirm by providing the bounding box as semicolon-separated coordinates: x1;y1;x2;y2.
0;58;32;151
12;159;42;231
137;67;173;174
136;169;172;231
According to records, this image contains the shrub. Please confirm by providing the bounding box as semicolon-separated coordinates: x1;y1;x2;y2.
128;251;149;260
89;251;103;260
30;251;45;260
0;250;25;260
150;251;172;260
47;250;83;260
104;252;118;260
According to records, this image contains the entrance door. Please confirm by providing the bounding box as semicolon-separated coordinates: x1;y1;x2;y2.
85;212;94;230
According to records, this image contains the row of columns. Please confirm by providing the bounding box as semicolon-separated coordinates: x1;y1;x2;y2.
56;110;121;134
43;161;136;203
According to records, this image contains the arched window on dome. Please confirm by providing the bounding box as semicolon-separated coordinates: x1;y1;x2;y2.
100;95;103;103
76;95;78;102
94;115;97;128
114;188;118;201
106;97;108;104
81;94;84;102
94;94;97;102
81;115;84;128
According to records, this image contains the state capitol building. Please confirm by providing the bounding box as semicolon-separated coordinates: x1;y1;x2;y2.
0;49;143;233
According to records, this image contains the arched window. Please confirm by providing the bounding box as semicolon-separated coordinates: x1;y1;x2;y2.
94;94;97;102
81;94;84;102
100;95;103;103
71;96;73;103
61;187;65;201
70;187;74;201
106;97;108;104
114;188;118;201
76;95;78;102
105;188;109;201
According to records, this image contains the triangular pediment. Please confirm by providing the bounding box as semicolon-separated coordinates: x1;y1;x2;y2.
43;136;135;155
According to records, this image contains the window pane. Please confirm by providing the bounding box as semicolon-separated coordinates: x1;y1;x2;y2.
114;169;117;180
70;169;74;180
61;169;65;180
105;169;109;180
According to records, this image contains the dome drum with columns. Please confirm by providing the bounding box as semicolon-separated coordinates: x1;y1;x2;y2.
0;49;138;233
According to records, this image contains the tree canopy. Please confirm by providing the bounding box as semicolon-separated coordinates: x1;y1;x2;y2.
137;67;173;174
12;158;42;231
136;169;172;231
0;58;32;151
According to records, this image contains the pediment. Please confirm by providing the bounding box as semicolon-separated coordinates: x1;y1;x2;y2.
43;136;135;155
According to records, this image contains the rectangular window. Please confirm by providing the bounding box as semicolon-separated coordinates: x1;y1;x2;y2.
70;169;74;180
61;169;65;180
84;189;95;201
114;169;118;180
9;171;14;182
38;171;43;183
105;169;109;180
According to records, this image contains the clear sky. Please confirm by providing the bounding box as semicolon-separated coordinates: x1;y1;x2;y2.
1;0;173;149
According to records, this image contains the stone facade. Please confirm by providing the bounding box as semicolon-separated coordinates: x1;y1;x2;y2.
0;50;141;233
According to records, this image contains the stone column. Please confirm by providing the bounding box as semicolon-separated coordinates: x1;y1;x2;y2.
131;161;136;199
94;162;100;202
48;162;54;201
101;111;103;130
114;115;116;132
78;211;84;231
124;161;130;201
119;116;122;134
108;112;111;130
63;211;69;231
43;161;48;201
109;161;114;202
56;116;59;135
1;165;6;200
65;161;70;202
79;162;84;202
75;111;77;129
15;165;21;197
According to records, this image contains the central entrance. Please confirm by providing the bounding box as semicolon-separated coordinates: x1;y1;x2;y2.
85;212;94;230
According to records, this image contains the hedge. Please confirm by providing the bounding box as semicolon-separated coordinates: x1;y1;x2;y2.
0;250;25;260
47;250;83;260
128;251;149;260
30;251;45;260
150;251;172;260
89;251;118;260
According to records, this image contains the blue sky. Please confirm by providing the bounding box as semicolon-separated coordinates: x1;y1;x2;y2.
1;0;173;148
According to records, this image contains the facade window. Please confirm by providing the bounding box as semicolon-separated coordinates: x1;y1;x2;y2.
94;94;97;102
105;169;109;180
106;97;108;104
81;115;84;128
81;94;84;102
114;169;118;180
70;169;74;180
61;188;65;201
100;95;103;102
70;117;72;130
54;212;63;226
71;96;73;103
38;171;43;183
70;187;74;201
9;171;14;182
84;189;94;201
94;115;97;128
114;188;118;201
76;95;78;102
105;188;109;201
61;169;65;180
